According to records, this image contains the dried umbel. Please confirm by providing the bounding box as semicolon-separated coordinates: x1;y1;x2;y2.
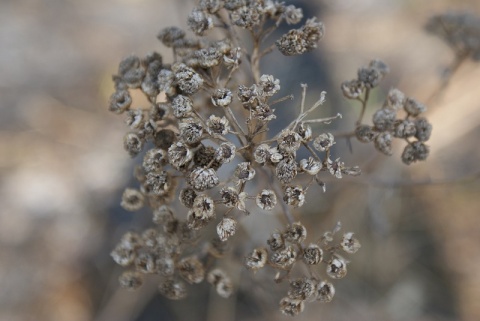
106;0;435;317
341;61;432;165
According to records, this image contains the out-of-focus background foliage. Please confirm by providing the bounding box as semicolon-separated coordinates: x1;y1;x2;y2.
1;0;480;320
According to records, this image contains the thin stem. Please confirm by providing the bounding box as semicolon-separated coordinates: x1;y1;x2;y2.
356;88;370;125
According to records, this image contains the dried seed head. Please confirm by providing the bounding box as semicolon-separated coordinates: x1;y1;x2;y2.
279;297;304;316
267;232;285;252
303;243;323;265
326;157;344;179
253;103;276;121
235;162;256;181
302;18;325;51
214;142;236;164
316;281;335;303
194;145;220;169
386;88;406;110
143;148;168;172
121;188;145;211
177;256;205;284
158;278;187;300
297;122;313;142
192;194;215;220
172;95;193;119
372;107;396;131
118;55;145;88
172;63;204;95
135;250;157;273
393;119;417;138
259;74;280;97
157;68;176;97
207;115;230;136
245;248;268;271
192;47;222;68
179;187;197;208
288;278;317;300
284;222;307;244
215;278;233;298
256;189;277;210
154;129;176;150
271;245;297;268
254;144;270;164
276;158;298;184
217;217;237;241
374;132;393;156
283;5;303;24
220;187;241;208
119;271;143;290
313;133;335;152
341;232;361;254
168;142;193;168
189;167;219;191
153;205;175;225
156;257;175;277
211;88;233;107
283;185;305;207
299;157;322;175
109;90;132;114
124;132;144;157
179;119;204;145
369;59;390;75
145;171;171;195
355;125;377;143
326;257;347;279
341;79;364;99
238;84;261;107
157;26;186;47
404;97;427;116
120;232;143;250
230;5;262;29
207;269;233;298
200;0;224;13
149;103;168;122
415;117;432;142
357;68;381;89
402;141;430;165
111;243;136;267
277;129;302;154
142;228;159;247
187;8;214;36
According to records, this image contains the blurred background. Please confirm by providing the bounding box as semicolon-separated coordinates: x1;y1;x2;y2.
1;0;480;320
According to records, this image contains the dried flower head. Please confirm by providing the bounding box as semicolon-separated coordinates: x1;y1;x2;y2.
303;243;323;265
316;281;335;303
217;217;237;241
256;189;277;211
245;248;268;271
326;256;347;279
279;297;305;316
177;256;205;284
121;188;145;211
341;232;361;254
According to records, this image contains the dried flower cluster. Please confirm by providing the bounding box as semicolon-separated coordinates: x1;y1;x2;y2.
107;1;434;317
245;222;360;316
341;60;432;165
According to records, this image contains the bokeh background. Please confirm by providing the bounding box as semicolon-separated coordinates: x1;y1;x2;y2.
1;0;480;320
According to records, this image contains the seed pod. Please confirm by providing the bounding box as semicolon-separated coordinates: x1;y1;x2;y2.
256;189;277;211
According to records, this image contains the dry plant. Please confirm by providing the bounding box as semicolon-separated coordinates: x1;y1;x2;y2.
100;0;470;317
